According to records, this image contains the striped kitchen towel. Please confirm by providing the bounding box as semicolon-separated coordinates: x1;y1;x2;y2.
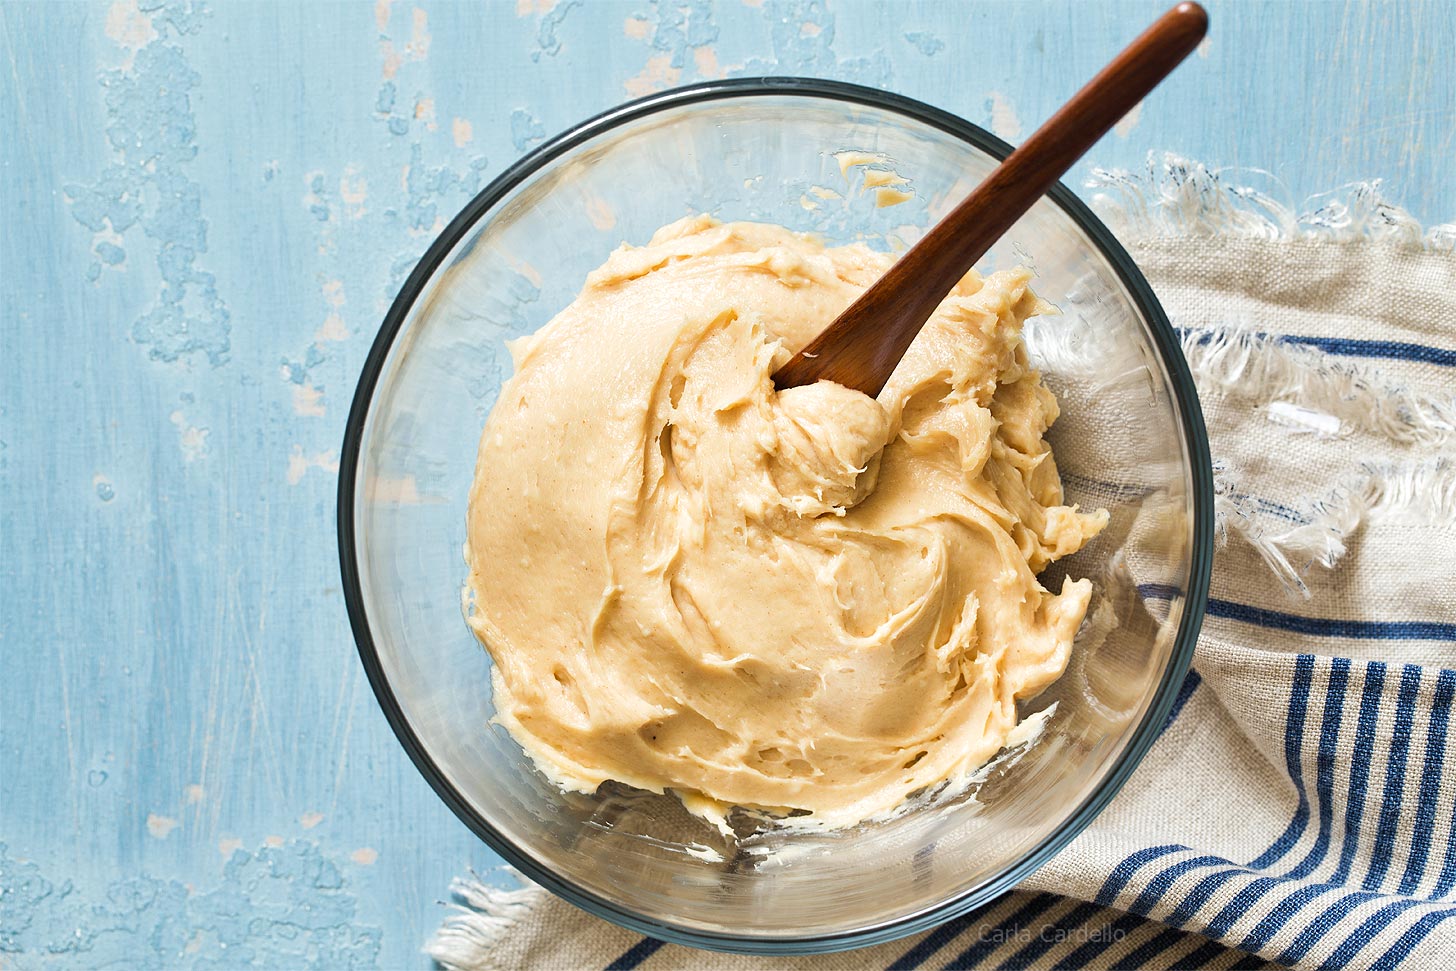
429;158;1456;971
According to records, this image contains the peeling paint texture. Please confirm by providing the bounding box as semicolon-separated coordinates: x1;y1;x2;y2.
528;0;580;61
746;0;892;86
65;1;231;365
509;109;546;153
0;842;380;968
904;30;944;57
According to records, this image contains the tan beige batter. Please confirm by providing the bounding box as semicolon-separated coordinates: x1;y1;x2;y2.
465;215;1106;828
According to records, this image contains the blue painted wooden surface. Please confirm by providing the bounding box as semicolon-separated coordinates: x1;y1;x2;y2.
2;1;1452;966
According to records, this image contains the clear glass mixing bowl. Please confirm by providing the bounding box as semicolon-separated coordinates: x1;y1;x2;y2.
338;78;1213;953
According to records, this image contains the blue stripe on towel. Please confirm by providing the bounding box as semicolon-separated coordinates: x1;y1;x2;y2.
1403;669;1456;896
941;893;1059;969
1332;663;1386;885
1239;884;1339;953
1286;657;1352;880
1165;869;1244;927
1162;669;1203;733
1250;655;1317;870
1438;813;1456;899
1279;334;1456;368
1364;665;1423;891
605;937;663;970
1113;926;1191;968
1316;899;1427;970
1127;856;1230;916
1276;889;1388;964
1136;585;1456;640
1176;327;1456;368
1116;656;1316;951
887;916;975;970
997;899;1101;970
1222;660;1382;958
1196;660;1379;954
1206;875;1283;938
1181;938;1238;968
1370;909;1456;970
887;898;1007;970
1137;583;1186;602
1054;911;1147;968
1204;601;1456;641
1094;845;1188;907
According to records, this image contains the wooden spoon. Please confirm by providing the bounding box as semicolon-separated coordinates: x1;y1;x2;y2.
773;2;1208;396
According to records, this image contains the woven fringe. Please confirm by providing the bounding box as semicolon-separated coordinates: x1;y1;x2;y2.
1211;458;1456;596
426;870;548;971
1180;324;1456;448
1089;152;1456;251
1361;457;1456;526
1174;312;1456;595
1209;459;1357;596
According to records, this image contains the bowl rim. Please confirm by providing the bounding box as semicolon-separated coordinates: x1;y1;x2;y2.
337;76;1214;955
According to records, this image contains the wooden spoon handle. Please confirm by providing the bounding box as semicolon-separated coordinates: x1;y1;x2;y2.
774;2;1208;396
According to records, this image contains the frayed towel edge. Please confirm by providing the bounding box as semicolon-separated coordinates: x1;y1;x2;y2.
425;871;549;971
1089;152;1456;252
1214;458;1456;597
1181;323;1456;449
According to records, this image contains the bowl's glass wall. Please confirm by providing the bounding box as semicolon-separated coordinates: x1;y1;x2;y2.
353;95;1196;942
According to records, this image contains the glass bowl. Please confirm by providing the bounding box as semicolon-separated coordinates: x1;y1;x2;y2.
338;78;1213;954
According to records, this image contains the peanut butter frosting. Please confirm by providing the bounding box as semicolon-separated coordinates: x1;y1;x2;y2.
465;215;1106;828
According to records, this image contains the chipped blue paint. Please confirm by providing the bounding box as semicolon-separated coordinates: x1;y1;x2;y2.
64;8;231;366
904;31;945;58
529;0;581;62
1;1;1452;967
0;841;380;968
729;0;890;86
642;0;719;66
375;81;398;118
508;109;545;153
